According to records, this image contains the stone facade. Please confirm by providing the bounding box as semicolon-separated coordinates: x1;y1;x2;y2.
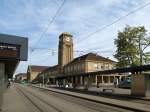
27;65;48;82
15;73;27;82
63;53;115;75
63;53;128;86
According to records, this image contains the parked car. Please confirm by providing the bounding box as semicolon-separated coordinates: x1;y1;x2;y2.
118;79;131;88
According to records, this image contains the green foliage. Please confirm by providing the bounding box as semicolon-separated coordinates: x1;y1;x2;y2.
114;25;150;68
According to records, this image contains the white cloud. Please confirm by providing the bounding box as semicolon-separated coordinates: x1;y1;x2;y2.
0;0;150;74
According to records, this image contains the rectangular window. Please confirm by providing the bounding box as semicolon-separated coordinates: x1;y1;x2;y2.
68;67;70;72
98;63;101;70
70;66;72;72
77;64;79;71
101;65;104;70
81;63;84;71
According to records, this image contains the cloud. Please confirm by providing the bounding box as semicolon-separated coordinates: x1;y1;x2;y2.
0;0;150;74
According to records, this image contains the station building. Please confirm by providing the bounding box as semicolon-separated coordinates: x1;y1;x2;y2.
27;65;49;82
15;73;27;82
62;53;128;87
37;32;128;88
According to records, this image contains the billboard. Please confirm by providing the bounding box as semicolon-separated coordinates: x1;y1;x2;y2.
0;43;20;59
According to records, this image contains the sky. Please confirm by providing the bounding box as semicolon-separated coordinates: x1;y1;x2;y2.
0;0;150;75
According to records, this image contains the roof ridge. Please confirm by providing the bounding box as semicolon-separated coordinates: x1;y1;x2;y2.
64;52;116;66
29;65;49;67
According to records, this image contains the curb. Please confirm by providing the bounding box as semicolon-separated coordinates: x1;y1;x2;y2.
52;87;150;102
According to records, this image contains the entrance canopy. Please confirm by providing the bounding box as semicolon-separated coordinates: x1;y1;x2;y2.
0;34;28;78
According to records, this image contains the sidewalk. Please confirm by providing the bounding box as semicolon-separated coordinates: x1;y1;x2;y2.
2;85;29;112
33;85;150;112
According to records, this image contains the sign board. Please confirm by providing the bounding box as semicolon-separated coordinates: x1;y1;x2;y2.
0;43;20;59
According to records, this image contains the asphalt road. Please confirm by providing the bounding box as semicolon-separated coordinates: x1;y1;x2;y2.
15;84;134;112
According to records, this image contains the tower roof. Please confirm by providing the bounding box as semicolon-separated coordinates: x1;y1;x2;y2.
59;32;73;38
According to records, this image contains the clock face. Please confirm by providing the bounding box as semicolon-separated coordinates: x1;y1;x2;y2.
66;37;70;42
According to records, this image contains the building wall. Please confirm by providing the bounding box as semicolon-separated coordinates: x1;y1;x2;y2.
27;71;40;82
30;72;39;81
40;57;127;87
16;76;22;81
64;61;85;75
61;60;125;87
22;76;27;80
55;59;119;86
15;75;27;82
86;60;114;72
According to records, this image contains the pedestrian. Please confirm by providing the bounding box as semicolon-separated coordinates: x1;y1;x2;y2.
7;81;11;88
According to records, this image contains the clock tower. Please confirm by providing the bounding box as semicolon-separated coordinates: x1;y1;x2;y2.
58;32;73;72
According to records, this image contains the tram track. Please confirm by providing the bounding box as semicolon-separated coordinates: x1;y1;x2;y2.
31;85;150;112
128;98;150;105
17;84;131;112
16;87;44;112
36;88;133;112
15;84;150;112
33;86;150;106
16;86;63;112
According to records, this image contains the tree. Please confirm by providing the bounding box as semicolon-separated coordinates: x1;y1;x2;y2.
114;25;150;68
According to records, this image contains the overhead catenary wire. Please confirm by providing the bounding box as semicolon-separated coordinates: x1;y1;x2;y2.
31;0;66;53
30;0;150;57
28;0;66;64
30;47;114;52
76;1;150;44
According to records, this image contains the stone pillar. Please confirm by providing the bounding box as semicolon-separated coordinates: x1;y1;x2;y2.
82;76;85;85
72;76;76;88
84;76;89;90
56;80;58;87
108;76;110;83
119;76;121;82
80;76;82;85
0;62;5;110
75;76;78;85
63;78;66;87
102;75;104;84
53;78;56;85
88;75;91;86
131;74;146;96
71;77;73;84
95;75;97;85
